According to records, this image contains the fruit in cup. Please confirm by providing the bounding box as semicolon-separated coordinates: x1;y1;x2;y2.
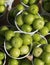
0;52;5;60
22;34;32;45
39;38;47;44
5;30;15;41
0;60;2;65
10;48;20;58
22;0;29;4
11;37;23;48
15;33;20;37
46;22;50;31
0;26;9;31
24;14;34;25
0;0;5;5
34;58;44;65
8;59;19;65
16;15;23;26
33;18;44;30
20;45;29;55
43;44;50;53
33;47;43;57
6;42;12;50
39;26;49;36
32;33;41;42
28;5;39;14
41;52;50;63
16;4;25;11
29;0;36;5
0;6;5;13
21;24;32;32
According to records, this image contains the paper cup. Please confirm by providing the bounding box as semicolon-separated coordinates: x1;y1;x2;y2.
15;10;38;35
4;31;32;59
0;48;6;65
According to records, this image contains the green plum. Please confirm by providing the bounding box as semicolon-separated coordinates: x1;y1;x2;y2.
24;14;34;25
33;47;43;57
16;15;23;26
46;22;50;31
16;4;25;11
22;34;32;45
6;42;12;50
0;60;2;65
43;44;50;53
33;18;45;30
22;0;29;4
28;4;39;14
21;24;32;32
15;33;20;37
5;30;15;41
29;0;36;4
0;0;5;5
0;26;9;31
8;59;19;65
41;52;50;63
34;58;44;65
20;45;29;55
39;26;49;36
0;52;5;60
11;37;23;48
10;48;20;58
0;6;5;13
39;38;47;44
32;33;41;42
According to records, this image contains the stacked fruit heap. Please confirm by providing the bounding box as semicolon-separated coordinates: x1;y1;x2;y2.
0;0;6;15
0;0;50;65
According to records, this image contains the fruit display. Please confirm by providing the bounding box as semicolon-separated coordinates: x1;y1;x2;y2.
32;44;50;65
0;0;50;65
0;0;6;16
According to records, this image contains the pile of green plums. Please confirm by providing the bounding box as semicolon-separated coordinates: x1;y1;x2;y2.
15;4;45;33
32;44;50;65
0;51;5;65
0;0;6;15
4;28;47;58
5;30;32;58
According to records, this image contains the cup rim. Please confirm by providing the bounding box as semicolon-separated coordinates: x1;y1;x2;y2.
4;31;32;59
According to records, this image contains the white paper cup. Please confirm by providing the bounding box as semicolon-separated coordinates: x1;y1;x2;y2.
15;10;38;35
0;48;6;65
4;31;32;59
